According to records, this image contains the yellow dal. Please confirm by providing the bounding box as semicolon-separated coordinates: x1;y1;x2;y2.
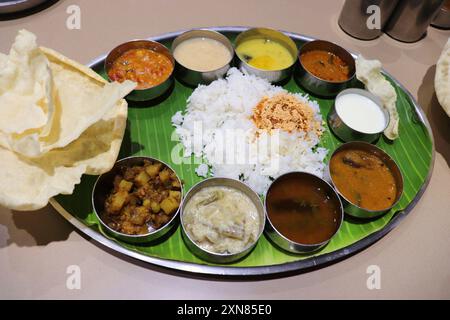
236;38;295;71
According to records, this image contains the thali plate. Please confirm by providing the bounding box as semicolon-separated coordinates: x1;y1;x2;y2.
51;27;435;276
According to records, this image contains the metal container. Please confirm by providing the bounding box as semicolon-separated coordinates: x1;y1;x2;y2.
384;0;446;43
327;142;404;219
295;40;356;97
327;88;389;143
338;0;399;40
431;0;450;29
105;40;175;101
180;177;266;264
92;156;182;244
171;29;234;87
234;27;298;83
264;172;344;254
0;0;50;14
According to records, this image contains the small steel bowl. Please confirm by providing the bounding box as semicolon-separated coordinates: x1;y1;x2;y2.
180;177;266;264
92;156;182;244
295;40;356;97
327;142;404;219
171;29;234;87
234;27;298;83
327;88;390;143
105;40;175;101
264;172;344;254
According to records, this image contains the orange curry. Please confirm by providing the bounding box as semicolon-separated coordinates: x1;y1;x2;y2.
108;48;173;89
300;50;349;82
330;149;398;211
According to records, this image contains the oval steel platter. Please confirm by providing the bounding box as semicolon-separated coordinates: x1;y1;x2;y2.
50;27;435;277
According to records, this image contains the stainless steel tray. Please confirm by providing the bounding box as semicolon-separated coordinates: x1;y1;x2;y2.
50;27;435;277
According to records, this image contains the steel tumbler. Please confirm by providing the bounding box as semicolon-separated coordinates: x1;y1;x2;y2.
338;0;399;40
384;0;446;42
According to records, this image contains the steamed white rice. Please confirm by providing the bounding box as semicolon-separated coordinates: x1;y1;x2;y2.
171;68;328;194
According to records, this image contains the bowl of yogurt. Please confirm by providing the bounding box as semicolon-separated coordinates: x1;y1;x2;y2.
327;88;389;143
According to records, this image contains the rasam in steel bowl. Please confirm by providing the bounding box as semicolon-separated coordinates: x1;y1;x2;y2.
92;156;182;244
264;172;344;254
105;40;175;101
180;177;266;264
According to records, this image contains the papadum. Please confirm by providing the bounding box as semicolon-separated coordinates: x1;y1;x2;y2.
0;30;136;211
356;55;399;140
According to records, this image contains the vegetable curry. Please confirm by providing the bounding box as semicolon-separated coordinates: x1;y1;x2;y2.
300;50;349;82
108;48;173;89
330;149;398;211
102;160;181;235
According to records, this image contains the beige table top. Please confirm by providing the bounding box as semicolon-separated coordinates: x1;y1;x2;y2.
0;0;449;300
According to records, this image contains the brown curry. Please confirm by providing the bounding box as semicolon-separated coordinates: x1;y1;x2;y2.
266;173;341;245
300;50;349;82
330;149;397;211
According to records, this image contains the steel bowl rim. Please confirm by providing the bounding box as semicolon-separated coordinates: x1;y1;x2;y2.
327;141;405;214
171;29;235;73
104;39;175;91
234;27;299;72
264;171;344;249
298;39;356;84
333;88;390;135
180;176;266;258
92;155;183;239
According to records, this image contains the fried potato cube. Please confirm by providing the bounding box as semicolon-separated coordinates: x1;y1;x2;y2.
150;201;161;213
130;206;150;225
120;221;135;234
135;170;150;187
172;179;181;189
145;163;162;177
143;199;151;208
169;190;181;201
118;179;133;192
143;198;160;213
109;191;129;212
160;197;179;215
159;169;170;184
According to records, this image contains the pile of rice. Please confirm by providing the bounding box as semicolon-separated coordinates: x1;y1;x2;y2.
171;68;328;194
